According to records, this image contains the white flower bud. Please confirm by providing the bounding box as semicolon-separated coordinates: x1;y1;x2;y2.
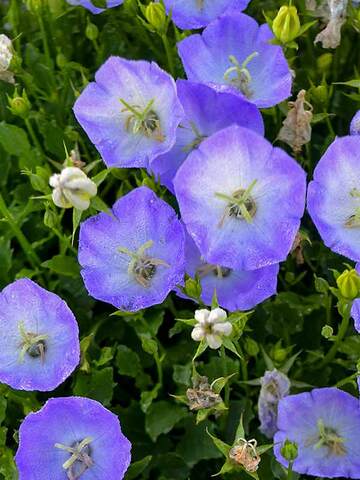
49;167;97;211
191;307;232;349
0;34;13;72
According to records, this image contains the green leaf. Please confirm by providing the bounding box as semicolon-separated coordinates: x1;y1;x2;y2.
193;339;208;361
42;254;80;277
125;455;152;480
145;401;188;441
334;79;360;88
73;368;115;406
139;334;158;356
173;363;192;386
0;122;34;168
222;338;242;359
116;345;142;377
211;374;236;394
206;429;231;457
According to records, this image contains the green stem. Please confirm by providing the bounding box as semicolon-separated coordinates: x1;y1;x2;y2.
38;12;52;68
0;193;41;270
287;462;293;480
319;309;350;369
161;34;175;77
220;346;230;406
154;351;163;386
24;118;44;156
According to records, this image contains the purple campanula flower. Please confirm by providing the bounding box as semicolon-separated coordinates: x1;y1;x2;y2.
274;388;360;478
351;297;360;333
67;0;123;14
350;111;360;135
178;234;279;311
73;57;183;168
307;136;360;262
163;0;250;30
15;396;131;480
150;80;264;193
78;186;185;312
174;125;306;271
0;278;79;391
258;369;290;438
177;13;292;108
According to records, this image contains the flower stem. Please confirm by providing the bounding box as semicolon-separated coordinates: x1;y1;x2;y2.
319;309;350;369
287;462;293;480
0;193;41;270
220;346;230;406
24;118;44;156
161;34;175;77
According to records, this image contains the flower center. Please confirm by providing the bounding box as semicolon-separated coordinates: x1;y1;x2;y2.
118;240;169;287
196;0;204;8
216;180;258;227
120;98;164;142
18;322;48;363
223;52;258;99
345;188;360;228
197;263;232;279
55;437;93;480
314;419;346;456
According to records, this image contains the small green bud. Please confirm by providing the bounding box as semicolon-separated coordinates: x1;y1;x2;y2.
310;85;328;106
8;89;31;119
86;22;99;41
184;276;202;299
281;439;298;462
317;53;333;73
336;269;360;300
321;325;333;339
56;53;67;69
145;2;167;33
314;275;329;294
244;337;259;357
272;5;301;44
273;347;287;363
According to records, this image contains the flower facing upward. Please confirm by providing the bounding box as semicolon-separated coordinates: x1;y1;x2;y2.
163;0;250;30
15;396;131;480
174;125;306;271
177;13;292;108
274;388;360;478
50;167;97;211
350;111;360;135
149;80;264;193
307;136;360;262
73;56;183;168
78;186;185;312
258;369;290;438
179;235;279;311
0;278;80;391
66;0;123;14
191;308;232;349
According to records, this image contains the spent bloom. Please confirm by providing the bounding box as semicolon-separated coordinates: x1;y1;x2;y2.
314;0;348;49
350;110;360;135
274;388;360;478
50;166;97;211
307;135;360;262
0;33;14;84
15;396;131;480
67;0;123;14
179;235;279;311
178;13;292;108
79;186;185;312
258;369;291;438
74;56;183;169
163;0;250;30
350;297;360;333
150;80;264;193
0;278;79;391
174;125;306;271
191;307;232;349
229;438;261;473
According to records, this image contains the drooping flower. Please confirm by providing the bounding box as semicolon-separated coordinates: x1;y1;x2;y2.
67;0;123;14
307;135;360;262
78;186;185;312
0;34;14;84
50;166;97;211
174;125;306;271
314;0;348;49
274;388;360;478
177;13;292;108
258;369;291;438
0;278;80;391
73;56;183;168
350;110;360;135
178;234;279;311
350;297;360;333
191;307;232;349
15;396;131;480
163;0;250;30
150;80;264;193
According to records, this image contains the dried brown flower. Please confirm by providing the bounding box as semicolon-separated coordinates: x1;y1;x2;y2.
229;438;261;473
186;376;221;411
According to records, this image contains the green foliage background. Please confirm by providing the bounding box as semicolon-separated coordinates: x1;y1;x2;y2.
0;0;360;479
